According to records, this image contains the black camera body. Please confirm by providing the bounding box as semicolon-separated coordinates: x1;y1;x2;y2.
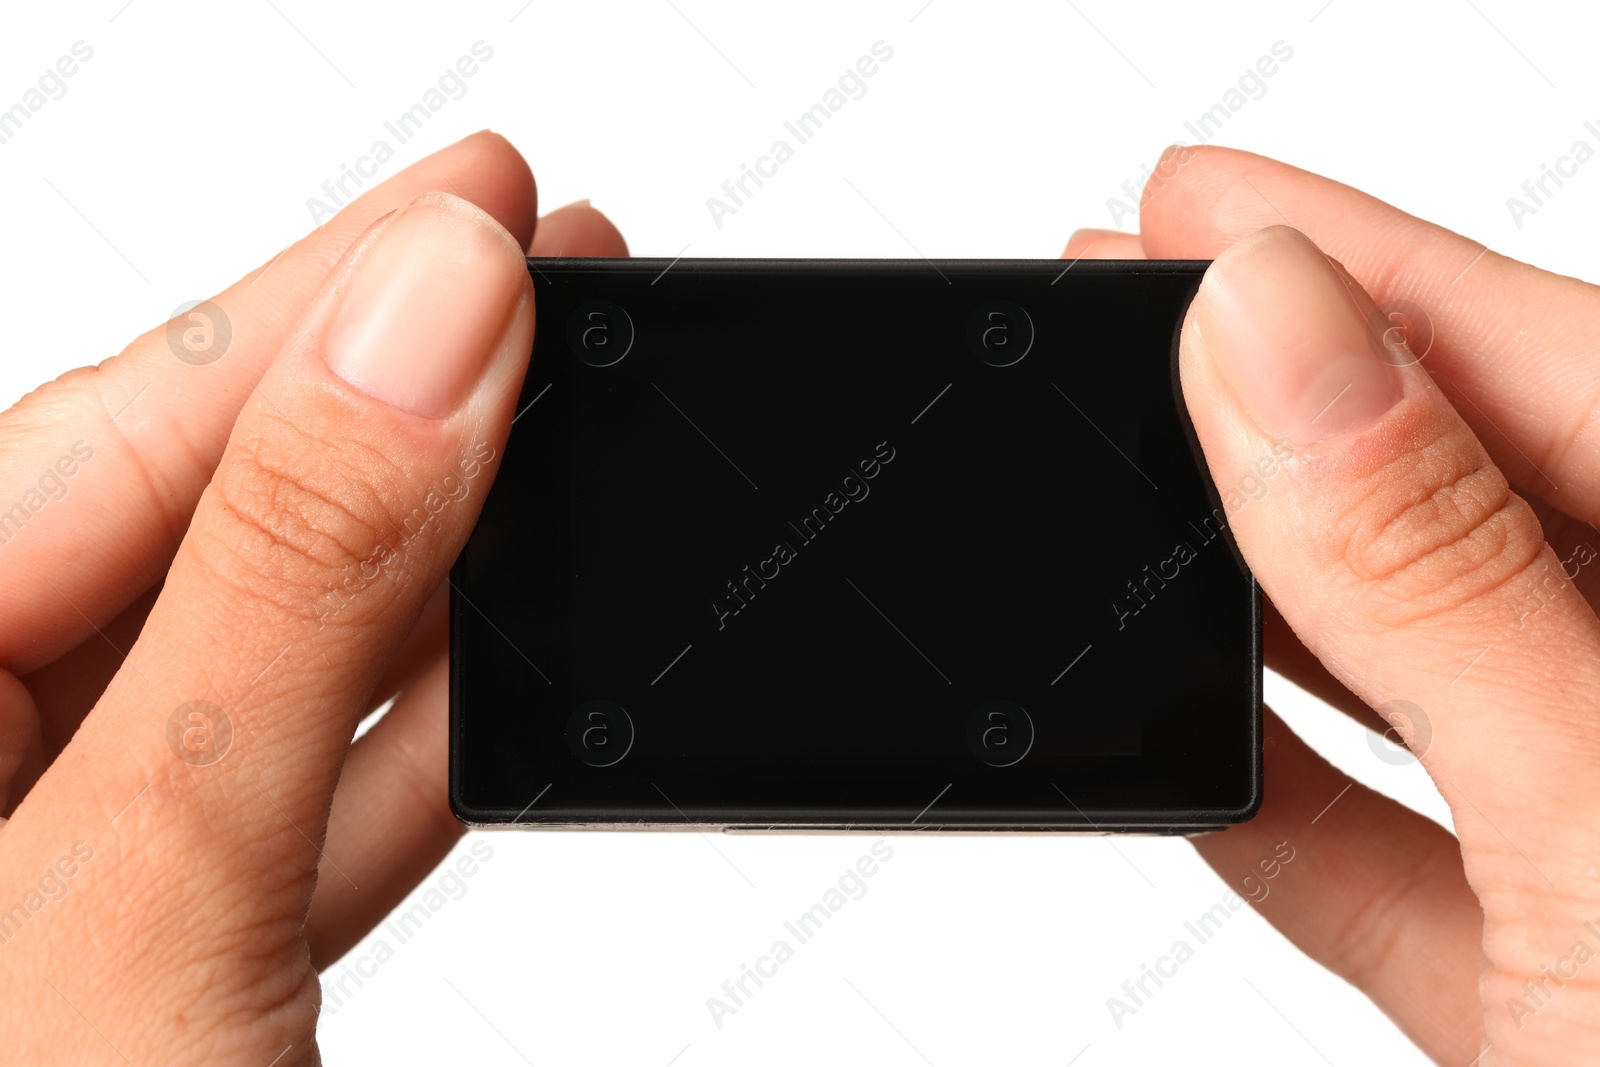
450;259;1260;832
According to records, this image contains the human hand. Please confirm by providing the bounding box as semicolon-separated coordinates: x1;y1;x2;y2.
0;131;625;1064
1069;145;1600;1066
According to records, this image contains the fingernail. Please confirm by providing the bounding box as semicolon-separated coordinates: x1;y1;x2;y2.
555;198;592;212
1197;226;1402;445
324;193;527;418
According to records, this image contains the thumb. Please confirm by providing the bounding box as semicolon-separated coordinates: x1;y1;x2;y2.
1180;226;1600;868
2;191;533;1060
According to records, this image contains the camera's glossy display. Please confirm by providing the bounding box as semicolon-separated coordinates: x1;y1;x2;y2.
451;259;1259;831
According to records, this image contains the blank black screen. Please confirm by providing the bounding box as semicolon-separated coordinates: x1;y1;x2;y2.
451;259;1259;830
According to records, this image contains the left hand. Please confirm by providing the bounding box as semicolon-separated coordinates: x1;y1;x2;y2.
0;131;624;1065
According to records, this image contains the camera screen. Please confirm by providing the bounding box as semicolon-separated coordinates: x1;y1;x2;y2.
451;259;1258;830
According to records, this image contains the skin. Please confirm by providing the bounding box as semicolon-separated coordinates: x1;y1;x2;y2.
1068;144;1600;1066
0;135;1592;1064
0;132;626;1064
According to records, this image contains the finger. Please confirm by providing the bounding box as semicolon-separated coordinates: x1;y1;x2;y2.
94;189;532;813
6;193;534;1052
306;652;456;969
525;197;630;257
366;579;448;713
1523;493;1600;608
1265;496;1600;742
1182;224;1600;805
360;195;628;711
1140;144;1600;525
1058;202;1392;737
1057;213;1391;735
1190;708;1484;1064
22;583;161;761
1263;596;1386;733
21;198;632;743
1180;225;1600;1022
0;670;42;817
32;537;434;778
0;131;538;676
1062;227;1145;260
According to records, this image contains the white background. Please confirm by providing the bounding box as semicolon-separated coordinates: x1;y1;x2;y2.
3;1;1596;1064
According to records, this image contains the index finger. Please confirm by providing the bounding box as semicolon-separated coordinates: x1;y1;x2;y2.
1139;144;1600;524
0;131;537;675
